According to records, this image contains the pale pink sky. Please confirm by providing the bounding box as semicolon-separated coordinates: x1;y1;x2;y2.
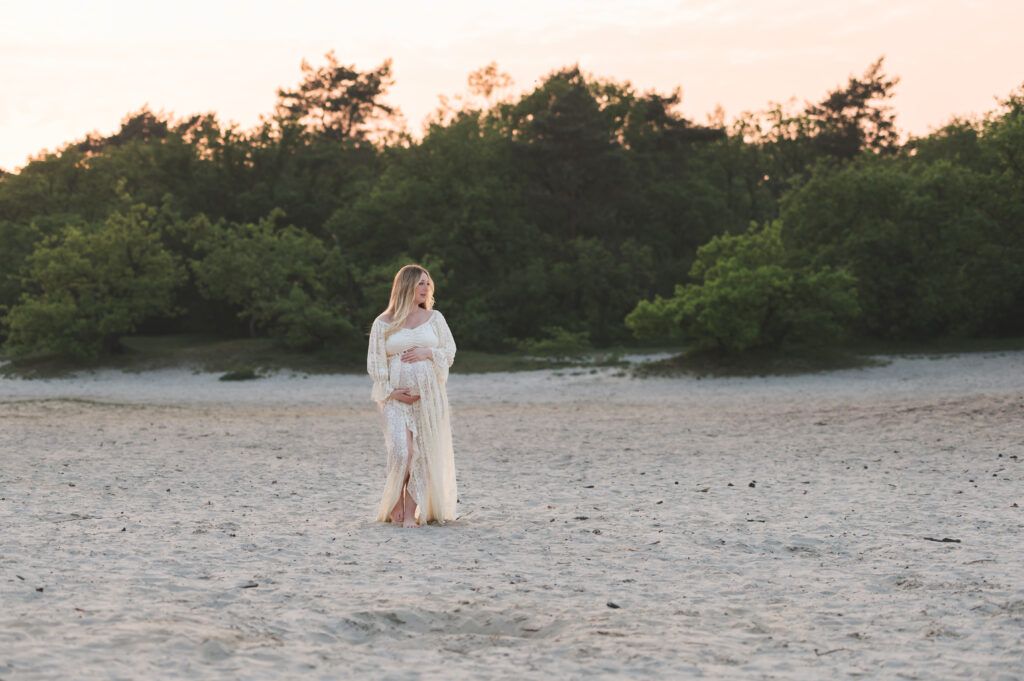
1;0;1022;171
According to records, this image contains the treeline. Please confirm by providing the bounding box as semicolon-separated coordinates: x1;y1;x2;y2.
627;82;1024;351
1;54;1022;362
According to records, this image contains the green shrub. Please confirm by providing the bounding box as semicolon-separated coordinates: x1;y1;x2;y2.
627;221;859;353
219;367;261;381
519;326;592;359
189;209;356;350
3;203;185;359
781;157;1024;337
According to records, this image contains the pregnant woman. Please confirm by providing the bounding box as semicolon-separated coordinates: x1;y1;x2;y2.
367;264;457;527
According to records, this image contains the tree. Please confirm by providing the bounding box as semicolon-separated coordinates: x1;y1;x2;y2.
468;62;514;101
188;209;355;350
500;66;627;242
3;203;186;359
742;58;901;195
76;107;170;153
627;221;859;352
803;57;900;160
276;52;398;142
983;84;1024;183
325;109;532;346
432;62;515;126
781;156;1024;337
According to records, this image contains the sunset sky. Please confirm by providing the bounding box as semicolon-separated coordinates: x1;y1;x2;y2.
2;0;1022;171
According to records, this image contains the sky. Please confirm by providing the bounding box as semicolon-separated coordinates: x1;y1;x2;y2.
1;0;1022;171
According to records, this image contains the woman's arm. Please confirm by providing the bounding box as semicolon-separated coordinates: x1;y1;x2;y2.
429;311;457;384
367;319;393;405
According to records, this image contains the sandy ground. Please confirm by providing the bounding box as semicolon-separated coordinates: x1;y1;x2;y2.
1;353;1022;680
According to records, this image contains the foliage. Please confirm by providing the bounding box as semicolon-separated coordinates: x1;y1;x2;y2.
738;58;901;195
781;155;1024;337
1;58;1022;364
187;209;355;350
518;326;593;359
2;203;186;359
626;221;860;352
276;51;398;143
219;367;261;381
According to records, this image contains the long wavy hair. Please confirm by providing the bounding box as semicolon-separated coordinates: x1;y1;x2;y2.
383;264;434;338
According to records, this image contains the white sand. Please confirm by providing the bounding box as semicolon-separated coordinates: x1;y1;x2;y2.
1;353;1022;679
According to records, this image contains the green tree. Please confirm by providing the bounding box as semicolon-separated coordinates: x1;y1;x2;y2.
740;58;900;197
781;156;1024;338
188;209;355;350
627;221;859;352
276;51;398;142
802;57;900;160
500;66;627;243
3;203;186;359
327;109;532;346
982;85;1024;183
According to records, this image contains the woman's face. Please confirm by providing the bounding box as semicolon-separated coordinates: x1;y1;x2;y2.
416;273;430;304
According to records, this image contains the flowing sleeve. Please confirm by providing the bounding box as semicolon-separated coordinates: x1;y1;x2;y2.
367;318;392;405
430;311;457;385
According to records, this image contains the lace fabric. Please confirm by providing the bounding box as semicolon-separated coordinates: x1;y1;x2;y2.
367;311;458;524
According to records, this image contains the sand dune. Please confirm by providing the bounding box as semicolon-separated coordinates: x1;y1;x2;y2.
1;353;1022;679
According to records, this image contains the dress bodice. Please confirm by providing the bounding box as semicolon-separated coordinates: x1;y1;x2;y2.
385;315;439;356
367;308;456;406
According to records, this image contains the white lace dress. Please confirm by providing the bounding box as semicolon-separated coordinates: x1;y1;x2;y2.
366;310;457;524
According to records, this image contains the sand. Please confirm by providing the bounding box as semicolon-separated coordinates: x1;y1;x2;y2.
1;353;1022;679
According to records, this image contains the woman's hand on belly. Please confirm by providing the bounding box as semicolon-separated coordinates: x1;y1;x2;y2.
390;388;421;404
400;347;432;363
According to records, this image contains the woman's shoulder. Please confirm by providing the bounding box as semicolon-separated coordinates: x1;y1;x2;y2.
373;313;393;327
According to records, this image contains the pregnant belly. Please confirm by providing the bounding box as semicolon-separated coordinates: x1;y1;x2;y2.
395;360;433;393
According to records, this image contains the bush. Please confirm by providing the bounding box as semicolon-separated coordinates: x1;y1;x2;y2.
189;209;356;350
267;286;355;351
781;157;1024;337
627;221;859;353
518;326;592;359
219;367;261;381
3;203;186;359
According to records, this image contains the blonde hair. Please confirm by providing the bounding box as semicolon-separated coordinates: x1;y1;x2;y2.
383;264;434;337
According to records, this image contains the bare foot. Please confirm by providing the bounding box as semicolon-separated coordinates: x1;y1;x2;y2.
389;495;404;524
402;492;419;528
